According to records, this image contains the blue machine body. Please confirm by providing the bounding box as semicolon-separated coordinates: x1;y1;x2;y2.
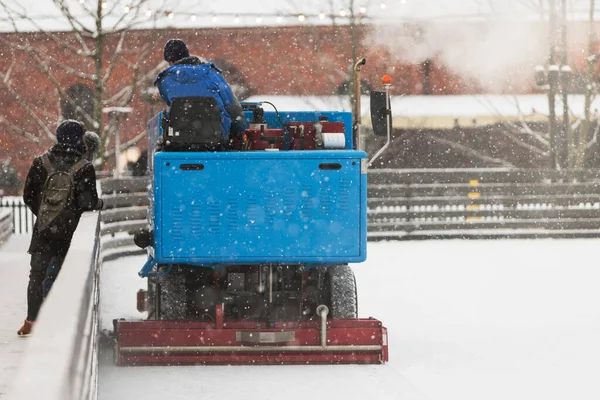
146;109;366;269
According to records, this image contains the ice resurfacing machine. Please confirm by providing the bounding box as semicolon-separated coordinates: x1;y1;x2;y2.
114;63;393;365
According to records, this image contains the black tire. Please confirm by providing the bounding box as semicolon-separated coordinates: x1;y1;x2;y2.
157;270;186;320
326;265;358;319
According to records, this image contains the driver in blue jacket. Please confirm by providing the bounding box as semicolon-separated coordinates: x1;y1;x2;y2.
154;39;246;140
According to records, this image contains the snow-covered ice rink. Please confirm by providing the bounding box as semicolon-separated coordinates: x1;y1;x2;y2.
96;239;600;400
3;235;600;399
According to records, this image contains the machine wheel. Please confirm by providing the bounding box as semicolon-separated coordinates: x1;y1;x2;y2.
156;269;187;320
325;265;358;319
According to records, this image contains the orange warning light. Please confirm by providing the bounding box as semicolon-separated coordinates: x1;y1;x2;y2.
382;75;392;85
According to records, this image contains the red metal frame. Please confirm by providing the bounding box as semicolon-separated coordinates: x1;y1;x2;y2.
232;121;346;151
115;317;388;366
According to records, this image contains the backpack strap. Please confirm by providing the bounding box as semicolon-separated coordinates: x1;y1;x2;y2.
68;158;89;174
40;153;55;175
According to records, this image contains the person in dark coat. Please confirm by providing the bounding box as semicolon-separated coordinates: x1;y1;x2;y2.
154;39;246;140
18;120;103;336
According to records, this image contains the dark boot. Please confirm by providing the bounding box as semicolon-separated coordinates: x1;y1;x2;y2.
17;319;34;336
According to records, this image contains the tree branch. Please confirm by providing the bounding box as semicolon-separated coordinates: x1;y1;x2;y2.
0;0;93;57
101;30;127;86
45;55;96;81
0;0;20;31
0;48;55;141
498;129;549;156
0;115;42;142
510;94;551;147
52;0;94;35
427;133;516;167
474;94;550;147
101;128;146;162
586;122;600;149
119;42;156;106
20;43;96;127
103;85;133;105
108;0;149;32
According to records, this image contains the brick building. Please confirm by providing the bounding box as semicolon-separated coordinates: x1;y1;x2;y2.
0;21;594;185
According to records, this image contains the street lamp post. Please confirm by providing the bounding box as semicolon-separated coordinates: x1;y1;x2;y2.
548;0;559;169
103;107;133;178
535;0;572;170
536;64;571;170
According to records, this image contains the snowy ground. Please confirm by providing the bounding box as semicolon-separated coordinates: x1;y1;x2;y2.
97;239;600;400
0;235;30;400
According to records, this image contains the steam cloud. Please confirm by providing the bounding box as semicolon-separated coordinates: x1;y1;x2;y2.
367;9;590;92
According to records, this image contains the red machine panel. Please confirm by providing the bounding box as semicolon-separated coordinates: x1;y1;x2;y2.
235;122;346;151
286;121;345;150
245;126;286;150
115;317;388;366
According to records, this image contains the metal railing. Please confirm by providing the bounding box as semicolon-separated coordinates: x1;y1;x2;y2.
0;198;34;235
99;177;148;262
368;168;600;240
0;208;12;246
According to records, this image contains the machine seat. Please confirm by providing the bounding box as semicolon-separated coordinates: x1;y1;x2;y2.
161;96;225;151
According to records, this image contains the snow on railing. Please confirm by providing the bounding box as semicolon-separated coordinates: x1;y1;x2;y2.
8;212;101;400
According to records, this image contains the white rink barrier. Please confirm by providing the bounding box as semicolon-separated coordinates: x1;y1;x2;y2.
0;208;11;247
367;168;600;240
8;212;101;400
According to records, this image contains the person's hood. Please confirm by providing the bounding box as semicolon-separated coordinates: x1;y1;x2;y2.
174;56;204;66
157;64;211;84
175;56;222;73
154;57;223;86
48;143;84;169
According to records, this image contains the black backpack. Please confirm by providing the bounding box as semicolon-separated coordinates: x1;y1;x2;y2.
36;154;87;238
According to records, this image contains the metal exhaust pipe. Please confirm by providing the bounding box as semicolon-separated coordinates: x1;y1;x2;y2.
316;304;329;347
353;58;366;150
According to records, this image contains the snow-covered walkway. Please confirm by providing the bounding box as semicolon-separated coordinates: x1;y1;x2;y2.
0;235;30;400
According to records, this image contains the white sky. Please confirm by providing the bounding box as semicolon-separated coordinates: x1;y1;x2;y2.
1;0;600;32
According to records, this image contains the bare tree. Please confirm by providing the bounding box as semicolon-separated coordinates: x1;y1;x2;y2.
477;0;600;170
0;0;174;166
281;0;371;118
576;0;597;168
543;0;598;169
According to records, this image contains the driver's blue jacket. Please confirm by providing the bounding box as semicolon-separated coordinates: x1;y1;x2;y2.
154;56;246;138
